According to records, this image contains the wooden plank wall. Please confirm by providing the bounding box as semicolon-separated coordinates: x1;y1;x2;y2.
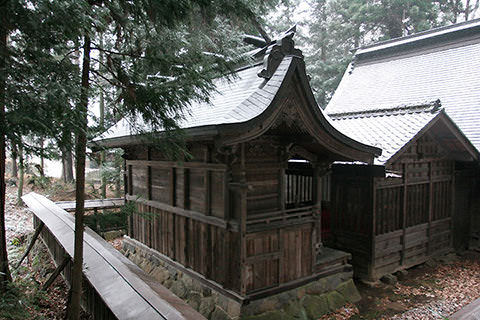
244;224;313;293
130;202;241;292
241;141;282;215
125;141;322;295
125;144;241;292
371;134;455;279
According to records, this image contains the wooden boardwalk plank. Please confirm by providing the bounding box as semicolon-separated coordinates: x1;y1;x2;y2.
23;192;204;320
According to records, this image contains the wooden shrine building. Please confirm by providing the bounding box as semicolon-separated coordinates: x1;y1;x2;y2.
94;29;381;317
325;20;480;281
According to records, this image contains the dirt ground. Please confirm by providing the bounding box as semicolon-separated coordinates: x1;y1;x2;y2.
3;183;480;319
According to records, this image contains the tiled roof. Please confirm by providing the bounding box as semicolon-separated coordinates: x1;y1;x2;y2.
328;103;441;165
96;58;291;141
326;20;480;152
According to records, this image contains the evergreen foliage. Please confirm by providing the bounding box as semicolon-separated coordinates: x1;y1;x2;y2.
268;0;479;108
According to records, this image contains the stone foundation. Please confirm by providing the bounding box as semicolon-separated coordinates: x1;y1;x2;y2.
122;236;361;320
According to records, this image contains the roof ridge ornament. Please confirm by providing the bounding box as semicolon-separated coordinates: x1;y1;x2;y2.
258;25;304;79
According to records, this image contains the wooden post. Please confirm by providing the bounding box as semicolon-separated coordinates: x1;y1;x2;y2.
450;161;455;249
94;208;100;233
312;164;322;264
184;168;190;210
401;163;408;266
42;256;70;291
239;143;248;296
427;162;433;255
205;146;212;216
15;222;44;269
370;176;377;280
279;167;285;211
128;164;133;196
170;167;176;206
147;148;152;201
223;167;230;220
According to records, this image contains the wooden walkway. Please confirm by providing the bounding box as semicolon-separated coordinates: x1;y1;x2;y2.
55;198;124;212
22;192;204;320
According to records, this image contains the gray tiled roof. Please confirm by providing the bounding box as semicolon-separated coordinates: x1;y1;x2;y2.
328;103;441;165
325;20;480;153
96;58;291;141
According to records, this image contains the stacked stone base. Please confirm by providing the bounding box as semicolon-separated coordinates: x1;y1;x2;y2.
122;237;361;320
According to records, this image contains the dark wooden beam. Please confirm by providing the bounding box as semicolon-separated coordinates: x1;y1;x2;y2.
427;162;433;255
42;256;70;291
239;142;248;296
401;163;408;266
15;222;44;269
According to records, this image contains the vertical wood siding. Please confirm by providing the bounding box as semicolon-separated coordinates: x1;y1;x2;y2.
131;202;241;292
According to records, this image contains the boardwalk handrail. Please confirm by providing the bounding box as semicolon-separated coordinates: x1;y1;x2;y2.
55;198;124;212
22;192;204;320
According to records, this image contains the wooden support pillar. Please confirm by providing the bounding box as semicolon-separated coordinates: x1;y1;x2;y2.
94;207;100;233
427;162;433;255
310;166;319;271
15;222;44;269
204;146;212;215
224;167;230;220
239;142;248;296
450;161;456;248
184;168;190;210
42;256;70;291
370;177;377;280
279;167;286;211
170;167;176;206
312;164;322;257
128;164;133;196
147;148;152;201
401;163;408;266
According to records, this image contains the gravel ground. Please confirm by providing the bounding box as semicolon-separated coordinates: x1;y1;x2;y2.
5;186;34;244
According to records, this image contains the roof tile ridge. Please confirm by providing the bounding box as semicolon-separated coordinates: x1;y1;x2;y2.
328;100;442;120
356;18;480;53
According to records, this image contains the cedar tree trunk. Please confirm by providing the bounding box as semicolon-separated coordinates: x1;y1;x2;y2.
69;34;90;320
63;148;74;183
16;144;23;205
11;143;17;179
0;0;12;292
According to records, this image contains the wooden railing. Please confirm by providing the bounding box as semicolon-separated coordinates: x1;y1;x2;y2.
246;205;318;231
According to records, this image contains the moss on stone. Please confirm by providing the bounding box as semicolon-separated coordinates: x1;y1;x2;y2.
326;291;346;312
305;278;328;295
284;301;308;320
336;279;362;303
170;280;188;299
302;294;329;319
186;292;202;311
199;297;216;318
211;306;231;320
241;310;293;320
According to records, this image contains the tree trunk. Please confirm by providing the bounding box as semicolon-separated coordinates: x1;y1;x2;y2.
16;144;24;205
0;0;12;293
65;149;74;183
99;36;106;200
68;34;90;320
11;143;17;179
466;0;471;20
39;137;44;176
